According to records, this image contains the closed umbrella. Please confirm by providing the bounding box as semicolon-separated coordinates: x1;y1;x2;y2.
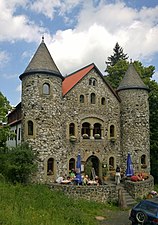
76;153;82;185
125;153;134;177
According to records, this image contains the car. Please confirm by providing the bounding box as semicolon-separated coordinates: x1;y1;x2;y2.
129;197;158;224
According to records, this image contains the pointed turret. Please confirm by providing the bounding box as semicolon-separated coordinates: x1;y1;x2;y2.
20;37;63;80
117;63;150;175
117;63;148;92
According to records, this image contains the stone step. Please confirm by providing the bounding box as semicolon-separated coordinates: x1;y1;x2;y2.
119;185;137;207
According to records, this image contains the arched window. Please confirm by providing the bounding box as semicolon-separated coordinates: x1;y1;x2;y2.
82;122;90;138
43;83;50;95
47;158;54;175
110;125;115;137
101;97;105;105
69;158;75;171
90;93;96;104
109;157;114;170
89;78;97;86
80;95;84;103
28;120;33;135
93;123;101;138
69;123;75;136
141;154;147;168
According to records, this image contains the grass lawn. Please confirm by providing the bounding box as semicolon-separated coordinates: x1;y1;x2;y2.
0;181;118;225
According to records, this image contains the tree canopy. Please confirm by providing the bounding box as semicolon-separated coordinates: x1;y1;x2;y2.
106;42;128;66
0;91;12;123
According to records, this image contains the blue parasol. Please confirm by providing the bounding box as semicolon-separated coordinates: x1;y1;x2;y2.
76;153;82;185
125;153;134;177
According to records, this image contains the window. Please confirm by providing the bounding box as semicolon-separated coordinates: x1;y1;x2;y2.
47;158;54;175
89;78;97;86
93;123;101;138
90;93;96;104
109;157;114;170
43;83;50;95
69;123;75;136
28;120;33;135
82;122;90;137
69;158;75;171
18;128;21;140
80;95;84;103
141;154;147;168
101;97;105;105
110;125;115;137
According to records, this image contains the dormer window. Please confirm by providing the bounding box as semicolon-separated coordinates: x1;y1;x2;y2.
43;83;50;95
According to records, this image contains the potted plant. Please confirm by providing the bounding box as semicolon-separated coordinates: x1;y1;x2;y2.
82;134;89;139
94;133;101;139
110;137;116;142
69;135;77;142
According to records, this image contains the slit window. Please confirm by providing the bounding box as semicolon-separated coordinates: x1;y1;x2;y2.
47;158;54;175
28;120;33;135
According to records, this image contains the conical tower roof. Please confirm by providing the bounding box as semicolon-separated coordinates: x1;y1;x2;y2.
20;37;63;80
117;63;149;92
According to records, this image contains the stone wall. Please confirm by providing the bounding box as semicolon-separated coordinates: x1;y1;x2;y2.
49;176;154;204
49;183;118;203
124;175;154;199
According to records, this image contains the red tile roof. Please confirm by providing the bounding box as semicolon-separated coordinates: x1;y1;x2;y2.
62;63;94;96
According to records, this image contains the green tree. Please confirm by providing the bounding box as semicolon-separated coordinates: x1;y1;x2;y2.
3;143;37;184
0;91;12;123
106;42;128;66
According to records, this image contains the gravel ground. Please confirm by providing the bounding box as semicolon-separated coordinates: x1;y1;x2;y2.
97;209;131;225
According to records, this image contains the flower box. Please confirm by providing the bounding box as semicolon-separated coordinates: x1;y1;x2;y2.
69;135;77;142
82;134;89;139
94;134;101;139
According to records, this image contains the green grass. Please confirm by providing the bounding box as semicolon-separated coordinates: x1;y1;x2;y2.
0;181;117;225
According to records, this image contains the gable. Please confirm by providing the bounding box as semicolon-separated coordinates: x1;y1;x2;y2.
62;63;120;102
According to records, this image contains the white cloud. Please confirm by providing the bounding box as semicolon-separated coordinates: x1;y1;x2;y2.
44;1;158;75
29;0;83;20
0;0;46;42
0;51;9;68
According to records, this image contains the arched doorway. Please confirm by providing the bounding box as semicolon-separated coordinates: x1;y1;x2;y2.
85;155;99;179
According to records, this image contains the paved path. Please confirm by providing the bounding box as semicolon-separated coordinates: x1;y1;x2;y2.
99;209;131;225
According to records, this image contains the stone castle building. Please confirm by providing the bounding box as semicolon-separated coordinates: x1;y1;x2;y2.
7;38;150;183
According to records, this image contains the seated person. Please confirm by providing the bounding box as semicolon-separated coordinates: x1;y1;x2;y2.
56;176;64;184
61;176;72;184
95;176;102;186
83;175;89;185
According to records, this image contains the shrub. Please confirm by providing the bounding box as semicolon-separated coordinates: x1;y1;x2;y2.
3;143;37;184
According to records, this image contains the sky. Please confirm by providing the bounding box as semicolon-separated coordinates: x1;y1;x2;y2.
1;0;158;106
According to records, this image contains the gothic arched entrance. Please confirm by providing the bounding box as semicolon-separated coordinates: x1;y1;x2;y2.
85;155;99;179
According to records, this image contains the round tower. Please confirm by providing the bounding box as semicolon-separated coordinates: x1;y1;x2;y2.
19;38;64;183
117;63;150;174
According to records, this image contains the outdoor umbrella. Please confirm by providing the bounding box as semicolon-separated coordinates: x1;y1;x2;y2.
76;153;82;185
125;153;134;177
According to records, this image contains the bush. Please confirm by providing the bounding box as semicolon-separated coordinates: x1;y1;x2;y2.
2;143;37;184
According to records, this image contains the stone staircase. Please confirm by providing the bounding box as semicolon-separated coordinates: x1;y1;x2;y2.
117;184;137;208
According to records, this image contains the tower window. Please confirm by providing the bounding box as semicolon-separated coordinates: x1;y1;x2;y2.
28;120;33;136
43;83;50;95
47;158;54;175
